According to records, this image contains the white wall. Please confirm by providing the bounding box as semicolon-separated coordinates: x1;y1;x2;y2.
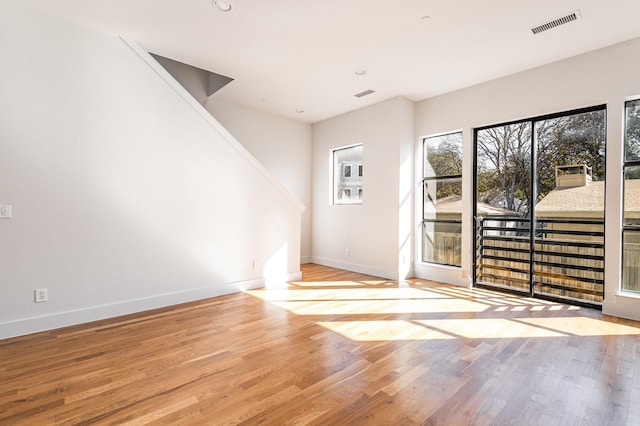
0;2;303;339
206;99;312;262
311;97;414;280
415;36;640;320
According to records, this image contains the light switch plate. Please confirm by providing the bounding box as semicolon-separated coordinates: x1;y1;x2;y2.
0;204;11;219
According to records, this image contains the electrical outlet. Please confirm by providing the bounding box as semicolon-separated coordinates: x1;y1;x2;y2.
345;248;350;256
0;204;11;219
253;260;260;270
35;288;48;303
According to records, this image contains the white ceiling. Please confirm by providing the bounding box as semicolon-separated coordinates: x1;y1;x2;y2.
14;0;640;123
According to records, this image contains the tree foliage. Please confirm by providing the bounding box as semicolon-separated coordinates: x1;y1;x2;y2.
626;100;640;161
625;100;640;179
536;110;605;199
477;122;531;214
475;110;606;216
425;134;462;199
425;110;608;217
425;135;462;176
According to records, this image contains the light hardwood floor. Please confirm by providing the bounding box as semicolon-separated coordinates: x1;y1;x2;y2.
2;264;640;425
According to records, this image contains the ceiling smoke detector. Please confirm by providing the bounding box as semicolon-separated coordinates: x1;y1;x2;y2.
531;10;581;35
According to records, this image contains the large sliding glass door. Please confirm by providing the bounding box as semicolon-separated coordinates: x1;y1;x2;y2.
474;106;606;307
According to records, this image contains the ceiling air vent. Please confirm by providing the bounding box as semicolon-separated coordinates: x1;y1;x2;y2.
531;11;580;35
354;89;375;98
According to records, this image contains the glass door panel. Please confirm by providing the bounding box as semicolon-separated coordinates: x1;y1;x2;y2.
533;110;606;304
475;122;532;293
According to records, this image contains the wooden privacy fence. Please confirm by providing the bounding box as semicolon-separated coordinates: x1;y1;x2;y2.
423;220;462;267
476;216;605;305
423;233;462;267
623;242;640;293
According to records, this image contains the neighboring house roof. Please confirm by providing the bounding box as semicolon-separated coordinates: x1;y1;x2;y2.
430;195;515;216
536;181;605;214
428;179;640;217
535;179;640;215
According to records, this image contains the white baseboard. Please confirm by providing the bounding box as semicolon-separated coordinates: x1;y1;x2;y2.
603;294;640;322
309;256;398;280
0;278;265;340
287;270;303;281
413;263;471;287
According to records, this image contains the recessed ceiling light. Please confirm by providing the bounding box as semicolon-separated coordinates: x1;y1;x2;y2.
355;69;367;76
295;109;305;114
212;0;232;12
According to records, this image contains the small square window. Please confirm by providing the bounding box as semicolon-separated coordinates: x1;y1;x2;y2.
332;144;363;205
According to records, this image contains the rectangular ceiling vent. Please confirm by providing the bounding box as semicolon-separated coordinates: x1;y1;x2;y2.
531;11;580;35
354;89;375;98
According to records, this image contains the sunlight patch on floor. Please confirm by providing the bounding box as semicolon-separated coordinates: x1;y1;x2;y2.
268;297;488;315
249;287;460;303
517;316;640;336
288;280;386;287
316;320;455;341
247;278;640;342
413;318;569;339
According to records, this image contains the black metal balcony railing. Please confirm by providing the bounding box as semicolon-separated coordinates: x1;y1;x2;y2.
475;216;604;306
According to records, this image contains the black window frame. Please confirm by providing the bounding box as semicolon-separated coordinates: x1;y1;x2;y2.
622;99;640;294
422;131;463;268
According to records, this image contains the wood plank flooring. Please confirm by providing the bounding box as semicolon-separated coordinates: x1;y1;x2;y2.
2;264;640;425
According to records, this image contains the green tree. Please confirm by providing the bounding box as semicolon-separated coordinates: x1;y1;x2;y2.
536;110;605;200
477;122;531;214
625;100;640;179
476;110;606;216
425;134;462;199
